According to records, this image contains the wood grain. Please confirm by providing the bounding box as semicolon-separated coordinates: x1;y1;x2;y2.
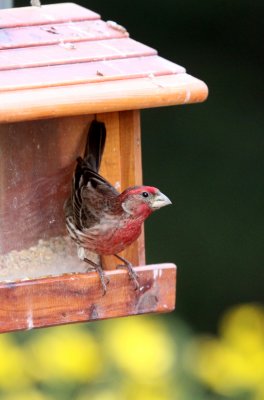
98;111;145;269
0;56;184;92
0;20;128;50
0;263;176;333
119;110;145;265
0;38;156;71
0;74;208;123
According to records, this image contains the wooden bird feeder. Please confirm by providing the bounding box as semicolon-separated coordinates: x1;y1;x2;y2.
0;3;208;333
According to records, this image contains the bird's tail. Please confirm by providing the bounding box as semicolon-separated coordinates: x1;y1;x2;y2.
81;120;106;172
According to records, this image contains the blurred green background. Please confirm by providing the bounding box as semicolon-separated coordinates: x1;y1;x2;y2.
2;0;263;399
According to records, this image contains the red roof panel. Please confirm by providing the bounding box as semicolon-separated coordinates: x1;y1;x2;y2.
0;3;99;28
0;38;157;71
0;56;185;92
0;20;129;50
0;2;208;122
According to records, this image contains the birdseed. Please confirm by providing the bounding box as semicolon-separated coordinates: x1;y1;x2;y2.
0;236;98;282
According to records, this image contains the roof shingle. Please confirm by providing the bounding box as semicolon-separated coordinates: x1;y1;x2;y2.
0;2;208;122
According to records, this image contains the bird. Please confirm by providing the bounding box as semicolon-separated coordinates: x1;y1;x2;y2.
64;120;171;294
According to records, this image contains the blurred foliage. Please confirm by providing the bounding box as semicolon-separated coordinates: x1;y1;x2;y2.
0;304;263;400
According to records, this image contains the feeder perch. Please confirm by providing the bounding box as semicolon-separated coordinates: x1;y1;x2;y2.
0;3;208;333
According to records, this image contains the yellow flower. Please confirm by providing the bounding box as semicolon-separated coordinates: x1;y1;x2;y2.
77;389;122;400
188;336;255;393
0;390;53;400
187;303;264;396
0;334;29;390
120;381;174;400
220;304;264;356
103;316;175;381
26;325;103;383
220;304;264;389
78;382;174;400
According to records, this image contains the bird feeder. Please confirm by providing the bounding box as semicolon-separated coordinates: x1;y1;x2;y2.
0;3;208;333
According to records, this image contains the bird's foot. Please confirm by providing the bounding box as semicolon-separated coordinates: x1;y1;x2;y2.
114;254;140;290
84;257;109;295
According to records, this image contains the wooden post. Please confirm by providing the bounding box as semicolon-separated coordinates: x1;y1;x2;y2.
99;111;145;269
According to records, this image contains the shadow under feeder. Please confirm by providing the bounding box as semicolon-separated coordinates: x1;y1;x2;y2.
0;2;208;333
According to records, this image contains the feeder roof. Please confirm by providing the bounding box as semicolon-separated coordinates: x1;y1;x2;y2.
0;2;208;123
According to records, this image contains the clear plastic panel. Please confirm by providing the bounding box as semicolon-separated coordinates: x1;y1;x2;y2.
0;116;97;282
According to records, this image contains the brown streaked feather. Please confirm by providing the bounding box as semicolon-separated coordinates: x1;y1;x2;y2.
67;120;119;231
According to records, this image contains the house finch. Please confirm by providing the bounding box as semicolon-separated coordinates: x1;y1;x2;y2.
65;120;171;294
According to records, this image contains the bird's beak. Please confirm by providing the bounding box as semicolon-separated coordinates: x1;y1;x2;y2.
151;191;172;210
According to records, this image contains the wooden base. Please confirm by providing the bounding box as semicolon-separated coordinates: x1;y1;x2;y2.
0;263;176;333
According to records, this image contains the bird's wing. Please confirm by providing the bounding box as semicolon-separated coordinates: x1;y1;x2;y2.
72;161;119;230
68;120;120;231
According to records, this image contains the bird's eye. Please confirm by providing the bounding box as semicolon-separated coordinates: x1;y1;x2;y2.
142;192;149;198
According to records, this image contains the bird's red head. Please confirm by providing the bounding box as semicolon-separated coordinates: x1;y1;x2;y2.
119;186;171;219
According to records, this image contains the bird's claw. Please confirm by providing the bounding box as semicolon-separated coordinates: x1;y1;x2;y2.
101;274;110;296
96;270;110;296
117;263;140;290
84;257;110;296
